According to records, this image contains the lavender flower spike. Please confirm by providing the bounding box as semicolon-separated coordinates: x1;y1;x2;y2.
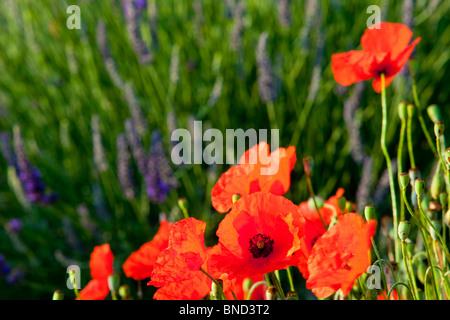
117;133;136;200
256;31;277;103
145;130;178;203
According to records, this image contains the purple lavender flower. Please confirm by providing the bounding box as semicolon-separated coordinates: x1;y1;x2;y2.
256;32;277;103
117;133;136;200
6;268;24;285
6;219;22;234
12;126;57;205
122;0;153;64
135;0;147;9
145;130;178;203
0;254;11;276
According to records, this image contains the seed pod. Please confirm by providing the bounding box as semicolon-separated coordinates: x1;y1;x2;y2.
108;273;120;292
427;104;441;123
398;220;411;241
415;178;425;197
265;286;278;300
399;172;410;190
407;104;416;118
439;192;448;209
434;122;444;138
364;205;376;221
286;291;299;300
430;172;444;200
52;290;64;300
232;193;241;203
429;220;442;241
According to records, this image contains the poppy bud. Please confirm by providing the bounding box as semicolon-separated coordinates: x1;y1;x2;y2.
345;201;353;213
407;104;416;118
434;122;444;138
429;220;442;241
445;148;450;168
427;104;442;123
265;286;278;300
286;291;299;300
52;290;64;300
399;172;410;190
210;279;224;300
307;196;324;210
445;209;450;227
232;193;241;203
108;273;120;292
439;192;448;209
118;284;133;300
302;156;314;177
417;260;427;284
415;178;425;197
178;197;188;212
430;172;444;200
242;278;253;298
398;220;411;241
337;196;347;212
398;102;408;121
364;205;376;221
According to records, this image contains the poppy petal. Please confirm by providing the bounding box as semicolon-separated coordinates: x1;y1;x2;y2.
78;279;110;300
90;244;114;280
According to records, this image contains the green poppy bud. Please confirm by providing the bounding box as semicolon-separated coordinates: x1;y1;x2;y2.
434;122;444;138
265;286;278;300
286;291;299;300
445;209;450;227
398;220;411;241
232;193;241;203
302;156;314;177
415;178;425;197
429;220;442;241
210;279;224;300
118;284;133;300
445;148;450;168
399;172;410;190
398;102;408;121
52;290;64;300
407;104;416;118
107;273;120;292
430;172;444;200
365;288;379;300
364;205;376;221
337;196;347;212
439;192;448;209
307;195;324;210
427;104;442;123
178;197;188;212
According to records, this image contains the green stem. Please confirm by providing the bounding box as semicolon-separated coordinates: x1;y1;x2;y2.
402;241;418;300
200;268;227;300
246;281;266;300
268;271;286;300
371;241;389;298
380;73;400;263
266;101;277;129
387;282;414;300
286;267;295;292
406;113;416;168
410;64;438;157
306;175;327;229
398;120;406;220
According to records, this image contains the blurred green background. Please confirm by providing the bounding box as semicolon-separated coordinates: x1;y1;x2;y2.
0;0;448;299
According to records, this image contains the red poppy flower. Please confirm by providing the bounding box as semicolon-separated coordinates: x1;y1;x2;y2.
296;188;346;278
78;243;114;300
332;22;421;93
209;192;305;278
306;213;377;298
211;142;297;213
148;217;208;288
123;219;172;281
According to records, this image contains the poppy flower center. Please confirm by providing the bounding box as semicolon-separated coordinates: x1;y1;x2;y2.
248;234;274;258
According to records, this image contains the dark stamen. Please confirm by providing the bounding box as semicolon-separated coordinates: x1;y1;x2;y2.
248;233;274;258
